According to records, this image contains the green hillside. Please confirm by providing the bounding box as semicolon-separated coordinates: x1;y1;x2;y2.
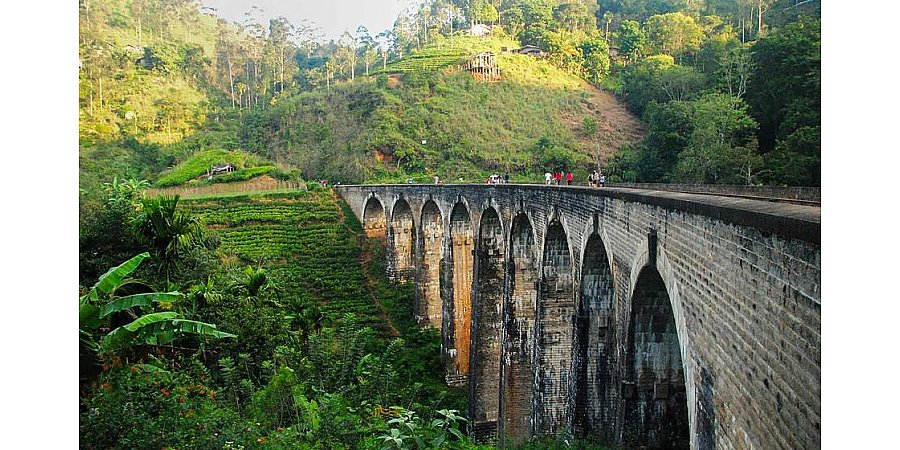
242;35;645;184
78;1;646;201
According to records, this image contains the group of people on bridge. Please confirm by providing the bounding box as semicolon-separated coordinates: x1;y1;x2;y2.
543;170;605;187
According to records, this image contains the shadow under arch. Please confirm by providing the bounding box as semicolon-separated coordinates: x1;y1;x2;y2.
499;211;538;444
623;264;690;449
470;206;505;441
389;198;416;283
362;196;386;238
574;232;616;438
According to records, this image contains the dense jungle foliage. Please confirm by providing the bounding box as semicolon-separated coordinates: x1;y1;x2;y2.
79;1;820;448
80;185;477;449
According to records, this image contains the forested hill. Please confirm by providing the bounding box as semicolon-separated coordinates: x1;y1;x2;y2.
79;0;820;202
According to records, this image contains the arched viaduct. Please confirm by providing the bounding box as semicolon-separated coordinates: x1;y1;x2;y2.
336;184;820;450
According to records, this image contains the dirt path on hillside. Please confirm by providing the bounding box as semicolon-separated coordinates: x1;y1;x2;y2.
333;191;401;337
564;83;647;167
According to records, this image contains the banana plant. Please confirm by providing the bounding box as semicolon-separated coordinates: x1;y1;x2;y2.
79;252;235;356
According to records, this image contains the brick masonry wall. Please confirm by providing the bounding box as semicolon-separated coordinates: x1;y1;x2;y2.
537;220;576;436
578;234;616;437
388;199;416;282
500;212;538;445
471;207;505;441
419;200;444;328
336;185;820;450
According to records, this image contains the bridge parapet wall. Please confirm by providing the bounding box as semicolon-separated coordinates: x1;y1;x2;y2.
335;184;820;449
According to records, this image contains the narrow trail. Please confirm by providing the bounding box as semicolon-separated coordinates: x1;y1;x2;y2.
333;191;401;337
358;239;401;337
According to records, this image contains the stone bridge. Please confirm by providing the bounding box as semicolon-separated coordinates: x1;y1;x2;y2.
334;184;820;449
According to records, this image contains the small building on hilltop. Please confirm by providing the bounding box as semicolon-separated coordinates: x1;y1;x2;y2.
207;164;236;178
516;45;544;57
463;51;500;82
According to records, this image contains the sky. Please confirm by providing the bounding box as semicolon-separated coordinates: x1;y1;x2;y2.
201;0;411;41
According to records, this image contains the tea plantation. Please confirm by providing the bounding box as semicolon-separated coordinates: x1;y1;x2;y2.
180;189;394;334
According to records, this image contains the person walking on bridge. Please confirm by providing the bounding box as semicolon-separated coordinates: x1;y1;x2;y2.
566;172;573;186
545;171;552;185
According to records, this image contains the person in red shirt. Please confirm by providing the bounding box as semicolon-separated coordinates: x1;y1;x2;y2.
566;172;573;185
555;171;562;185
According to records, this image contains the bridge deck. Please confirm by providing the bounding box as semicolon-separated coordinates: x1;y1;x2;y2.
343;184;821;243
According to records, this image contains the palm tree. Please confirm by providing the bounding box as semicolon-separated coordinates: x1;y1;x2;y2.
233;265;272;298
130;195;204;280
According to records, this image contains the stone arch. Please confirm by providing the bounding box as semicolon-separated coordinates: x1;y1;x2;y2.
389;198;416;283
448;201;475;385
362;196;386;238
536;218;575;436
627;244;696;448
418;200;444;328
623;263;690;449
499;211;538;444
471;206;505;440
574;232;616;438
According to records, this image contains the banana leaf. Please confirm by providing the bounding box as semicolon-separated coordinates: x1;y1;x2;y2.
79;302;100;329
100;313;236;354
169;319;237;339
98;292;182;318
99;311;178;354
87;252;150;301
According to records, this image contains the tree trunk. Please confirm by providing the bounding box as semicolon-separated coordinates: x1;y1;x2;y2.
228;57;235;108
750;8;753;36
98;76;103;110
246;63;253;110
758;1;764;38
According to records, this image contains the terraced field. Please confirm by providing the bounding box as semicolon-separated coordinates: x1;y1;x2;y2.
374;46;469;74
181;189;396;333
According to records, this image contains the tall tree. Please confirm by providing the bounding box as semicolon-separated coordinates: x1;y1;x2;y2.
619;19;648;62
553;2;596;34
645;12;705;60
268;17;294;93
746;17;819;185
581;37;611;83
338;31;358;81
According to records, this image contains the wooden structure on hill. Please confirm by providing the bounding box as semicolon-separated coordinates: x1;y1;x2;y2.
463;51;500;83
516;45;544;57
